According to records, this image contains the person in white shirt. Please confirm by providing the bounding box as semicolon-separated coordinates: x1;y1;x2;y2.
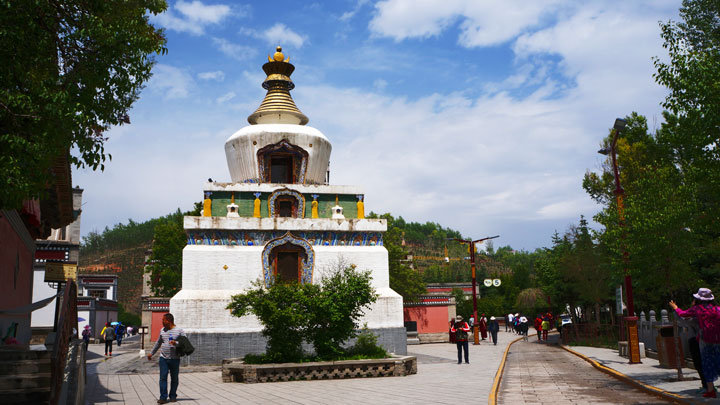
148;313;185;404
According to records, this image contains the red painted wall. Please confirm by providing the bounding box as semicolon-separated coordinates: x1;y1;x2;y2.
404;306;451;334
151;311;167;341
0;214;35;343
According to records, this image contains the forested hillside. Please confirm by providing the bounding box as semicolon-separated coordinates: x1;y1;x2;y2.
78;208;195;315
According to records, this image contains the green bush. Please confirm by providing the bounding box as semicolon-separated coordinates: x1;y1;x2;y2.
227;265;378;363
305;265;378;359
346;325;388;358
227;280;318;363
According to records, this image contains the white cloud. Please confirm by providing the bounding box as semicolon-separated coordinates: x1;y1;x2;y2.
148;64;194;99
212;37;257;61
216;91;236;104
373;78;388;90
242;23;307;48
75;1;681;251
151;0;232;35
176;0;231;24
368;0;584;48
339;0;370;22
198;71;225;81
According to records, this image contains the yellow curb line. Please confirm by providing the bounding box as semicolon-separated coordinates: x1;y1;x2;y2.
560;344;691;405
488;335;525;405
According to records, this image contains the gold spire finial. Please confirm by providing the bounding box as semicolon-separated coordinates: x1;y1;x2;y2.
249;47;307;125
268;46;290;63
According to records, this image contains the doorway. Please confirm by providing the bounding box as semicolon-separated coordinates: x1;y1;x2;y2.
270;155;293;183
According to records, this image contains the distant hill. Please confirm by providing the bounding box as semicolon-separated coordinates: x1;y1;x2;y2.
79;210;185;314
79;209;508;314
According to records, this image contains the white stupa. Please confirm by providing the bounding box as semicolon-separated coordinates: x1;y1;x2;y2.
170;47;405;364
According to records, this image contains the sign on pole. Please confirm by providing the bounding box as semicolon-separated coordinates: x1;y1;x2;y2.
615;285;623;315
483;279;492;287
45;263;77;282
492;279;501;287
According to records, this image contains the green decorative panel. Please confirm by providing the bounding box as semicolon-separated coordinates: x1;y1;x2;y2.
206;191;361;218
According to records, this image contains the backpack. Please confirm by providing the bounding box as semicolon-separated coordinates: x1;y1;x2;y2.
175;335;195;356
455;323;468;341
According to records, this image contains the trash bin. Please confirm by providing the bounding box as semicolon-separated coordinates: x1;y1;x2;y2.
655;325;684;368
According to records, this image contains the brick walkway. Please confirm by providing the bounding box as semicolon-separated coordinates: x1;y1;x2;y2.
497;335;671;404
85;332;514;404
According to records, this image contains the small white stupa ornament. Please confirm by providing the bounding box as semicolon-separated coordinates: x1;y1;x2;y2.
331;195;345;219
226;193;239;218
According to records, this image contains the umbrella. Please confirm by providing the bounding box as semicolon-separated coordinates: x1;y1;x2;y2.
110;321;120;326
78;317;86;322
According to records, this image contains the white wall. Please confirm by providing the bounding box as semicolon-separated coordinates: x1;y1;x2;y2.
30;268;56;328
172;244;402;333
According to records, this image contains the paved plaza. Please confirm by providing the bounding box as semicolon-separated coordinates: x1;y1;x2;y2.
85;331;716;404
85;332;513;404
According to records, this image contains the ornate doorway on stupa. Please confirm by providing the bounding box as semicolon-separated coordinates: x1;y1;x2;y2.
272;243;307;283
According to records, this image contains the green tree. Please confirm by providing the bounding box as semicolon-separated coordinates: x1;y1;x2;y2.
227;280;315;363
0;0;167;209
226;265;377;362
557;217;612;325
653;0;720;300
451;288;473;321
367;212;427;301
304;265;378;359
145;203;201;297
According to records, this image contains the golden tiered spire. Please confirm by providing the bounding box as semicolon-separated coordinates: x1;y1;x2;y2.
247;46;309;125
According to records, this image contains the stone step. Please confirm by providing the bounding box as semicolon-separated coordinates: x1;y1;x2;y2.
0;358;51;375
0;373;52;390
0;387;52;404
406;331;418;338
407;338;420;345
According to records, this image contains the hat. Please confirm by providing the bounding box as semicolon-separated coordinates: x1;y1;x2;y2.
84;325;91;329
490;316;496;320
456;315;463;321
694;288;715;301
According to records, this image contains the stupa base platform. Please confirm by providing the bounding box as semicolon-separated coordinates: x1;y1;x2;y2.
179;327;408;365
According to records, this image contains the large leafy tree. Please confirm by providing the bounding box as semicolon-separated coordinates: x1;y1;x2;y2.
584;113;700;309
0;0;167;209
653;0;720;300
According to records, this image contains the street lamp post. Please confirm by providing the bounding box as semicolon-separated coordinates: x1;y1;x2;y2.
599;118;641;364
454;235;500;345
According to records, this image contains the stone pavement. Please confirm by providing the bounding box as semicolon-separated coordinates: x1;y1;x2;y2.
568;343;717;403
85;331;515;404
499;335;671;404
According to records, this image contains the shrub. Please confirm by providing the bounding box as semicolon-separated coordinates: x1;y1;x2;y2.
227;280;319;363
226;265;377;362
346;325;388;358
305;265;378;359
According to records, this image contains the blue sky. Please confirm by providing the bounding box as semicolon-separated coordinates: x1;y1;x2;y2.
75;0;681;251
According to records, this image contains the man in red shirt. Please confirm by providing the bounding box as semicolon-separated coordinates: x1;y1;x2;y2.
451;315;471;364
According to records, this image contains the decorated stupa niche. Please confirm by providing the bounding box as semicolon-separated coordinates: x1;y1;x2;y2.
169;47;405;364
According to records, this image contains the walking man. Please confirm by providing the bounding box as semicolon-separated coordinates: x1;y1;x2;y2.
488;316;499;345
148;313;186;404
451;315;470;364
100;322;114;356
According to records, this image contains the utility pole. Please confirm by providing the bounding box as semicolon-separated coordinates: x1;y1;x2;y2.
454;235;499;344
